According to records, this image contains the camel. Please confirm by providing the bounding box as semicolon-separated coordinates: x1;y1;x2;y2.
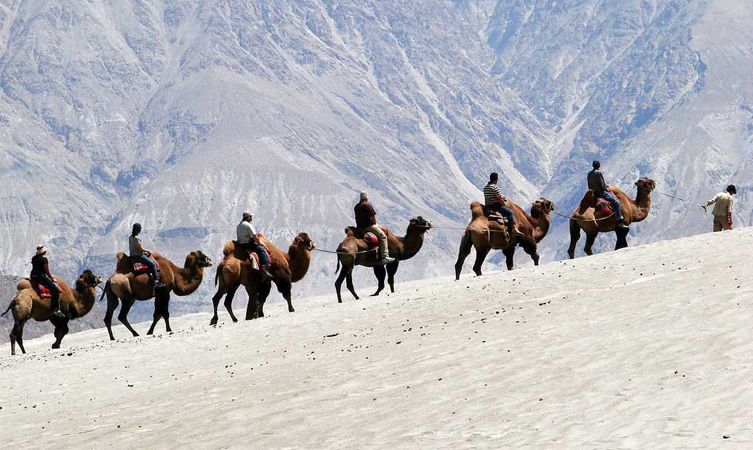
102;250;212;340
210;233;315;325
567;177;656;258
455;198;555;279
334;216;432;303
2;270;102;355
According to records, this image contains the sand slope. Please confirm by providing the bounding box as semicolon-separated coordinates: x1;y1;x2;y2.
2;228;752;449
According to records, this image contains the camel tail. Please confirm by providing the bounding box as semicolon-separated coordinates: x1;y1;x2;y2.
214;266;220;286
99;279;110;303
335;257;341;274
1;300;12;317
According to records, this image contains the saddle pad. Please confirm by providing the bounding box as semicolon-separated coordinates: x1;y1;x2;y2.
133;259;161;274
363;232;379;246
595;198;615;216
34;282;61;298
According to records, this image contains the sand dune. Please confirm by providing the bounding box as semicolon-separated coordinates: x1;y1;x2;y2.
2;228;752;449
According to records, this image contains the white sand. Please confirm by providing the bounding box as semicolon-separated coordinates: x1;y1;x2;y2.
2;228;753;449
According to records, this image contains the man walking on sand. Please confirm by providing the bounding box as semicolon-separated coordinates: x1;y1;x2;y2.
702;185;736;232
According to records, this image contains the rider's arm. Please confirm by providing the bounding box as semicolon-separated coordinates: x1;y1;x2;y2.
43;260;54;281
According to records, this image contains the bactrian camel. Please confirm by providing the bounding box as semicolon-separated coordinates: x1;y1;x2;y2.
211;233;315;325
3;270;101;355
102;250;212;340
455;198;555;279
335;216;432;303
567;177;656;258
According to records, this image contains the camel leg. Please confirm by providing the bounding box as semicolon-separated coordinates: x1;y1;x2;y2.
245;285;259;320
454;231;473;280
257;281;273;317
614;227;630;250
472;248;490;277
371;265;387;296
520;237;540;266
117;296;140;337
210;285;226;326
51;317;69;349
335;266;349;303
503;247;516;270
148;289;171;335
346;270;359;300
583;233;597;256
9;327;15;356
386;260;399;293
273;276;293;313
224;285;240;323
10;321;27;355
567;220;581;259
104;289;120;341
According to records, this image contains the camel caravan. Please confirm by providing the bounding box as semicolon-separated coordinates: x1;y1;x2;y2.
10;159;721;356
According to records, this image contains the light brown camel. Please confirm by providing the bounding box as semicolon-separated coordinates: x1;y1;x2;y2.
102;250;212;340
454;198;555;279
2;270;101;355
210;233;315;325
567;177;656;258
334;216;432;303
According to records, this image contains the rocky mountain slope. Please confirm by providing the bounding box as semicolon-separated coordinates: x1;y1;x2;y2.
1;0;751;313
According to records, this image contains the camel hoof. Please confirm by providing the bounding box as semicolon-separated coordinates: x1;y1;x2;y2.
51;343;60;349
209;319;218;326
370;292;380;297
166;328;172;333
231;318;238;323
146;331;153;336
288;308;295;313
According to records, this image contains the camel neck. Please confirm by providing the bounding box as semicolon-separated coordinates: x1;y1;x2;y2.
528;209;552;243
398;227;426;260
171;261;205;296
286;245;311;283
71;287;97;319
633;188;652;222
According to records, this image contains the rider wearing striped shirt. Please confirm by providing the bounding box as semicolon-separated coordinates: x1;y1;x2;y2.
483;173;522;237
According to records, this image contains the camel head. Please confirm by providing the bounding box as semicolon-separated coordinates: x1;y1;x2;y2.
75;269;102;292
293;233;316;251
188;251;213;268
531;198;555;217
408;216;432;232
635;178;656;191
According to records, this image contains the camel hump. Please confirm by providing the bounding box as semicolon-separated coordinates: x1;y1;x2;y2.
223;240;236;256
470;201;485;219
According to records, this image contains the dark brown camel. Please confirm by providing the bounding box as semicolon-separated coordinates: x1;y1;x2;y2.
454;198;555;279
334;216;432;303
3;270;101;355
567;177;656;258
102;251;212;340
210;233;315;325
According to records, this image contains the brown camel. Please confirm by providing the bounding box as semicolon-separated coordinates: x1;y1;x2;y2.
334;216;432;303
454;198;555;279
2;270;101;355
567;177;656;258
210;233;315;325
102;250;212;340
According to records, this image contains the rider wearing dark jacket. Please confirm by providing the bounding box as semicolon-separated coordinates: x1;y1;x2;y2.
588;161;627;229
31;245;65;319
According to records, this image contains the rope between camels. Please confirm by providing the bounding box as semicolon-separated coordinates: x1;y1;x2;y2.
552;210;616;223
656;190;706;207
313;248;378;256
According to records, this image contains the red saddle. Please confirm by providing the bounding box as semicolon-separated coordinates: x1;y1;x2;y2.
30;279;61;298
133;258;161;274
595;198;615;216
363;232;379;246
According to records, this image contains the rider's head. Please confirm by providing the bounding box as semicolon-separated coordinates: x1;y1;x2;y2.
359;192;368;202
592;160;601;170
132;223;142;236
489;172;499;183
727;184;737;195
36;245;47;256
242;212;253;222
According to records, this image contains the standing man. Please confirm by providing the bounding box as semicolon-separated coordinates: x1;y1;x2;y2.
236;212;272;277
355;192;395;264
702;185;736;232
483;173;522;237
30;245;65;319
588;161;628;229
129;223;165;288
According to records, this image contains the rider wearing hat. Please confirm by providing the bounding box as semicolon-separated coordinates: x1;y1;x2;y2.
30;245;65;319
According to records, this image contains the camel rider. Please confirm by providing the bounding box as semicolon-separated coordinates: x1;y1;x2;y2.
236;212;273;278
129;223;165;288
702;184;736;232
483;173;523;237
588;161;628;229
30;246;65;319
355;192;395;265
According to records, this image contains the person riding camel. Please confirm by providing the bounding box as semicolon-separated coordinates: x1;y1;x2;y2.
129;223;165;289
483;172;523;237
702;184;736;232
236;212;273;280
588;161;628;229
30;245;65;319
354;192;395;265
